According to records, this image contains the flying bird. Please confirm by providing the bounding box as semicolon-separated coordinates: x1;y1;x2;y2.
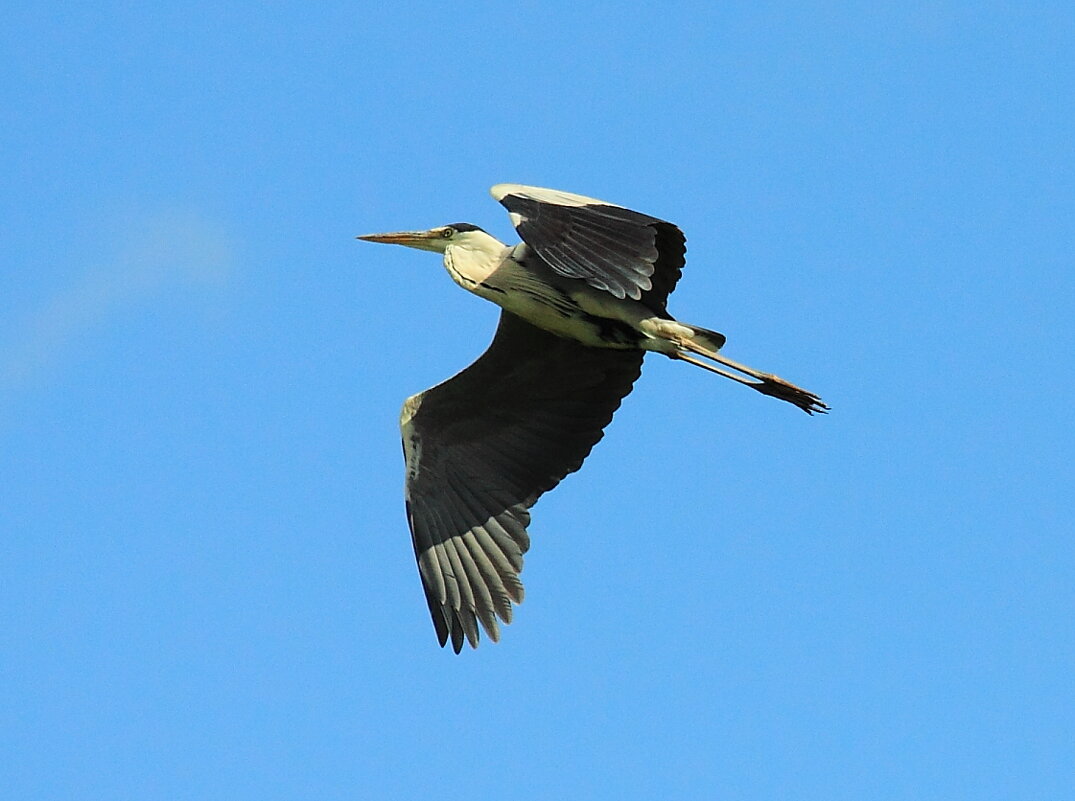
359;184;827;652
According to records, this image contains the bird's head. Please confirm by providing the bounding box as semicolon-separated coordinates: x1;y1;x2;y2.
357;223;490;255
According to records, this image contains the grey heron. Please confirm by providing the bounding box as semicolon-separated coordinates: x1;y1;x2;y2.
359;183;827;652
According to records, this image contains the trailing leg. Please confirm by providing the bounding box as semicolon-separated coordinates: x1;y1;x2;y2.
642;317;828;415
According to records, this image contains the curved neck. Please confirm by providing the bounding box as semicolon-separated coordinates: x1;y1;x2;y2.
443;231;509;287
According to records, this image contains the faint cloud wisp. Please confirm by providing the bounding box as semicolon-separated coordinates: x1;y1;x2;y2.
0;209;235;421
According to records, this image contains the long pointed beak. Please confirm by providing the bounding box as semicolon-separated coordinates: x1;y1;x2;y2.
356;230;440;247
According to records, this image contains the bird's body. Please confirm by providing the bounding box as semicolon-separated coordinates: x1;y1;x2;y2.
445;235;669;352
359;184;826;652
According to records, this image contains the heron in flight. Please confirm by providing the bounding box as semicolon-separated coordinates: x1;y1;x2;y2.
359;184;826;652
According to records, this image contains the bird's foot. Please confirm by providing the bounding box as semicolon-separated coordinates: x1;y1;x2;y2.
753;375;829;415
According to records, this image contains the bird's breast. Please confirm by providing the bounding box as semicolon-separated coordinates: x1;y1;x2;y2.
470;258;643;350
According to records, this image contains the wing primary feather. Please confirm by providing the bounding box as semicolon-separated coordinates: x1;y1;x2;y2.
417;545;448;606
444;471;526;594
408;502;449;606
436;492;498;643
495;504;532;551
440;534;475;613
455;537;497;642
481;515;526;574
423;587;450;647
449;616;465;653
458;531;504;640
426;505;464;613
435;472;518;634
463;530;513;627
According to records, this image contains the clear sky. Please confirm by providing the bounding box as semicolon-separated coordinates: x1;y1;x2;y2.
2;2;1072;799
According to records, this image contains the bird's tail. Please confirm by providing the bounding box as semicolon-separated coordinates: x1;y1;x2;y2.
652;318;828;415
677;323;727;355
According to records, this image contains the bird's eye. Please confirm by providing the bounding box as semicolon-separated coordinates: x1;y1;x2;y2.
441;228;454;239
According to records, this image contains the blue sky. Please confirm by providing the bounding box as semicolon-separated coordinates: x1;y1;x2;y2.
2;2;1072;799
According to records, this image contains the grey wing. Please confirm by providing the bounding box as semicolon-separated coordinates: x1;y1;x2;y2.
492;183;686;312
401;311;644;652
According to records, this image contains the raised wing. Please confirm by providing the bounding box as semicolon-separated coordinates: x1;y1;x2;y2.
401;311;643;652
491;183;686;311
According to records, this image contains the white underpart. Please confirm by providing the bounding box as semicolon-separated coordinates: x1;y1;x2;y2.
638;318;699;354
441;231;693;355
447;239;586;335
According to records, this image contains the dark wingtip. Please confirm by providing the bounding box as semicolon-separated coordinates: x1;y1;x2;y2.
449;622;465;653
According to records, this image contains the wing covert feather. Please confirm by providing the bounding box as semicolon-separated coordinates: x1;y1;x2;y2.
492;183;686;312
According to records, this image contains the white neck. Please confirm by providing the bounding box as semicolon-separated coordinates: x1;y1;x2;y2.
443;230;509;288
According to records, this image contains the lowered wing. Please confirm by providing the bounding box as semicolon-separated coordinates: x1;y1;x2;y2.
401;311;643;651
